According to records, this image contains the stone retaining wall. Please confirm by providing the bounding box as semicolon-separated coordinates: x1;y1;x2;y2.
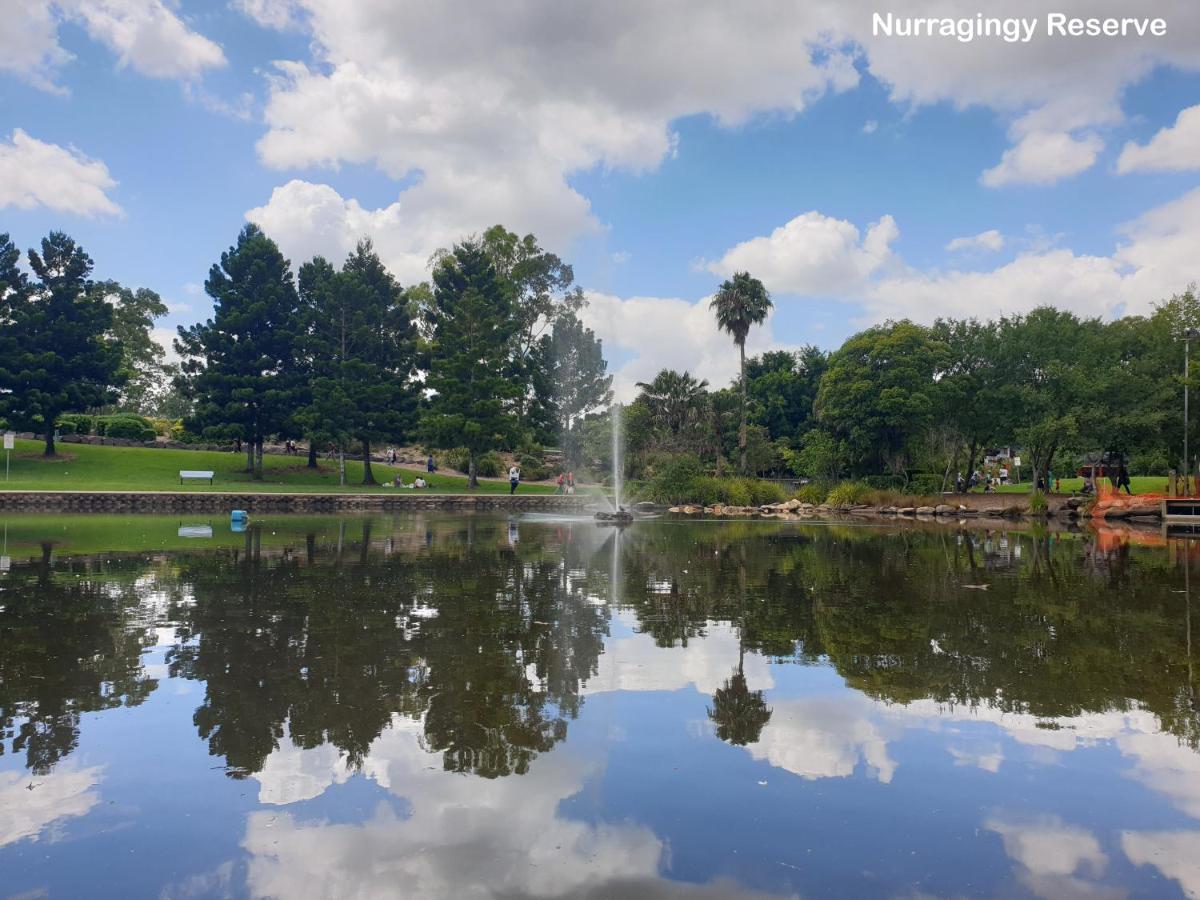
0;491;595;514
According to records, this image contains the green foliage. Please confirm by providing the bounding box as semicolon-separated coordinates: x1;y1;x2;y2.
824;481;872;507
421;241;521;486
0;232;125;456
176;224;305;478
908;473;944;495
476;451;506;478
645;453;706;504
518;453;550;481
96;414;156;442
745;346;828;441
1029;491;1048;513
794;482;828;504
90;280;171;414
549;311;612;465
749;480;786;505
57;413;97;435
711;270;773;474
439;447;471;473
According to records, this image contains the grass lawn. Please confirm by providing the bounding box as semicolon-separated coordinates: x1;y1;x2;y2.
989;476;1169;495
0;439;558;494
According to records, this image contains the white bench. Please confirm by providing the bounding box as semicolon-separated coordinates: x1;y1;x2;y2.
180;470;215;485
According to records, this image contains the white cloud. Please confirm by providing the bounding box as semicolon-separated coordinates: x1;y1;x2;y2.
235;0;303;30
244;714;784;900
986;817;1120;900
151;326;182;366
583;614;773;696
704;211;898;295
946;229;1005;253
981;130;1104;187
0;765;103;848
1123;831;1200;899
1118;104;1200;174
579;290;790;400
0;129;122;217
1;1;224;89
747;697;896;783
0;2;71;92
861;119;878;134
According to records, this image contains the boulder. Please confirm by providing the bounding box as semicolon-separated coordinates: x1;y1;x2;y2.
668;506;682;513
916;506;936;515
1127;503;1161;518
1103;506;1130;519
782;498;803;510
934;504;957;516
897;507;915;516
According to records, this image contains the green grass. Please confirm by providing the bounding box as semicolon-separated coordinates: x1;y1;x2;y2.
988;476;1168;494
0;439;557;494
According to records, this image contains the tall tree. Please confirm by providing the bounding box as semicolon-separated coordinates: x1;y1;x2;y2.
297;241;418;485
548;310;613;466
176;225;303;479
421;241;520;487
711;272;772;473
745;347;827;442
0;232;124;456
635;369;710;446
89;280;172;414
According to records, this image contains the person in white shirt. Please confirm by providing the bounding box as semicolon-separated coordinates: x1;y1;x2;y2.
508;465;521;494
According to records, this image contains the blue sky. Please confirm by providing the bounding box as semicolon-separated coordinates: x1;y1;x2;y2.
2;2;1199;396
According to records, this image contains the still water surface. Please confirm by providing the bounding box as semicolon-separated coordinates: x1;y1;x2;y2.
1;513;1199;898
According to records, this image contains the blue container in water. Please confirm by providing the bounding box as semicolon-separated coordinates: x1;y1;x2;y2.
231;509;248;532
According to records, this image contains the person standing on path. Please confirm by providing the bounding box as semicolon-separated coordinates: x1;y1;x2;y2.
509;464;521;495
567;471;575;495
556;472;565;494
1117;464;1133;495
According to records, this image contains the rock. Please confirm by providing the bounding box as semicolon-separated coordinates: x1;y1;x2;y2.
782;498;802;510
1103;506;1130;519
668;506;682;513
880;506;897;514
1129;515;1160;524
1065;496;1086;509
934;504;956;516
681;505;701;514
979;507;1007;517
916;506;936;515
897;507;915;516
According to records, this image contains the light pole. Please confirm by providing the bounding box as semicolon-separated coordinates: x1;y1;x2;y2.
1186;329;1199;495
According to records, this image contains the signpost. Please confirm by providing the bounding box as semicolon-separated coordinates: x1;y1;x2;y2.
1013;455;1021;484
3;431;12;482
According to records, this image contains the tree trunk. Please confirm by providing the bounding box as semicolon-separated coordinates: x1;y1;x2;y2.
306;441;317;469
738;339;748;475
43;427;55;457
361;439;376;485
468;454;478;489
339;447;346;486
254;441;264;480
246;439;254;474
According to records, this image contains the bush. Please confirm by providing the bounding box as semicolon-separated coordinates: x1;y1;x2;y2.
476;450;505;478
57;413;96;435
907;473;945;495
439;447;471;472
518;453;550;482
645;453;705;504
103;417;156;442
748;479;786;505
825;481;871;507
794;482;828;505
1028;491;1048;513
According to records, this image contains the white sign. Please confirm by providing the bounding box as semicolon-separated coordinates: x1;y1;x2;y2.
1013;456;1021;467
3;432;13;450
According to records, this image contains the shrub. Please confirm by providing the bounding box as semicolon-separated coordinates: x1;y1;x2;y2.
57;413;96;435
645;453;705;504
1028;491;1048;513
825;481;871;507
103;417;156;442
476;450;505;478
439;447;471;472
518;453;550;482
907;473;945;495
794;482;828;505
748;479;786;505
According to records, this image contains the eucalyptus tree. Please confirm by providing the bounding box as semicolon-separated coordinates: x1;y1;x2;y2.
711;271;772;473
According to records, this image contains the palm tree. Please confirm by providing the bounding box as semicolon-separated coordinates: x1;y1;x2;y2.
710;272;772;474
635;369;709;443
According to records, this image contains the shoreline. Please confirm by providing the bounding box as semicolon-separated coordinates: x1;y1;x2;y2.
0;490;595;514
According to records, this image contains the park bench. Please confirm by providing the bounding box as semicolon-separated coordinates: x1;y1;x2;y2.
180;470;215;485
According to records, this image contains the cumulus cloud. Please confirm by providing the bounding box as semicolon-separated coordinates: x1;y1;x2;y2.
579;290;791;401
985;817;1119;900
0;765;103;848
2;1;224;89
981;130;1104;187
704;211;898;295
245;714;785;900
946;229;1005;253
1118;104;1200;174
1122;830;1200;899
746;697;896;783
0;129;122;217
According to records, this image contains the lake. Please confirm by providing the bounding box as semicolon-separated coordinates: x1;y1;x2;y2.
1;513;1198;898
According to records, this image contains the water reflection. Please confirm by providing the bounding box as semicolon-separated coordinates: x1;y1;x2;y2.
0;515;1198;898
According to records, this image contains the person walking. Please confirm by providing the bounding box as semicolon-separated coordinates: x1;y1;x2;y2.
427;454;436;473
509;464;521;495
1117;464;1133;495
555;472;565;494
567;471;575;495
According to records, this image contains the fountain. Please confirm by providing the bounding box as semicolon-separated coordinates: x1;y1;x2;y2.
595;401;633;524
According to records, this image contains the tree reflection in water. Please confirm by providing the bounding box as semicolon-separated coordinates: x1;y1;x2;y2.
1;516;1197;783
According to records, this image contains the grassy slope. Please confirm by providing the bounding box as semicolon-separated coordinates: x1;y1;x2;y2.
990;476;1167;494
0;440;556;494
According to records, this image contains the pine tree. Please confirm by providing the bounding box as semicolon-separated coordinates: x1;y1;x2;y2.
0;232;124;456
422;242;520;487
176;225;304;479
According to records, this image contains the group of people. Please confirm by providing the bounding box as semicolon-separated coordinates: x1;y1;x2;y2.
554;471;577;495
951;462;1135;495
